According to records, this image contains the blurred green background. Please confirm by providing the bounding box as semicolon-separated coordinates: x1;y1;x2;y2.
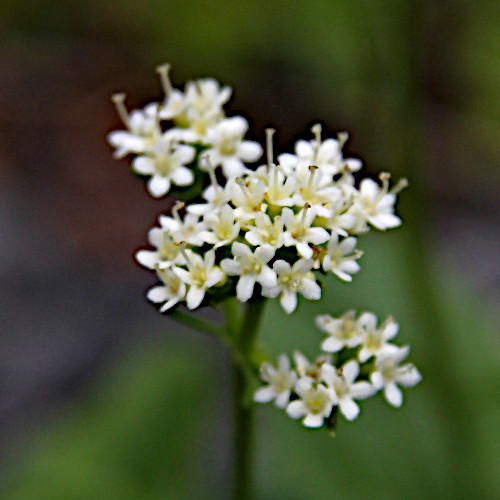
1;0;499;498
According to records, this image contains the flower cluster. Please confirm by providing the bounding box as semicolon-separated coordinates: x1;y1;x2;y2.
254;311;421;429
108;64;263;197
111;67;407;314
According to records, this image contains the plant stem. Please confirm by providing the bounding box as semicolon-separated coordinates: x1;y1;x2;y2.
233;298;266;500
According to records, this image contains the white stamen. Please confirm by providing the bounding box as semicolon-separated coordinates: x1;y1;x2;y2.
265;128;276;168
175;241;192;267
337;132;349;149
111;93;130;127
172;200;185;223
156;63;173;97
308;165;318;191
391;178;409;195
301;203;311;225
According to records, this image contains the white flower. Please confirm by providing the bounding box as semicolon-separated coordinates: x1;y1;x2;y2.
292;165;342;218
229;176;267;222
221;242;277;302
147;268;186;312
321;234;363;281
202;116;263;178
244;212;285;250
282;206;330;259
135;226;185;270
293;351;332;382
350;174;407;231
371;346;422;407
173;249;223;309
159;205;207;247
132;133;196;198
256;164;295;208
286;378;334;428
358;312;400;363
316;310;365;353
108;97;161;159
254;354;297;409
262;259;321;314
187;167;231;216
322;360;376;421
199;204;241;248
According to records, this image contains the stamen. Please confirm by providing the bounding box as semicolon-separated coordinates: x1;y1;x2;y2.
337;132;349;149
236;177;252;203
290;279;301;290
311;123;322;144
308;165;319;191
175;241;192;267
265;128;276;168
301;203;311;225
172;200;185;223
203;157;219;188
311;124;322;162
391;178;409;195
111;93;130;127
156;63;173;97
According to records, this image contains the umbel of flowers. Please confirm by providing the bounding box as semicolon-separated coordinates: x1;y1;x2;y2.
109;64;420;434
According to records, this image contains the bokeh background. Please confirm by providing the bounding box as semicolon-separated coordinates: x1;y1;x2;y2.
1;0;499;498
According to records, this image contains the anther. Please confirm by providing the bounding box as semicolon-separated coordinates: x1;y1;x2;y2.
391;178;409;195
311;123;322;144
308;165;319;191
111;93;130;127
156;63;173;97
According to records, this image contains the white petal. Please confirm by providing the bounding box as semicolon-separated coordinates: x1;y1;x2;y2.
370;372;384;390
238;141;263;162
351;381;376;400
135;250;158;269
257;266;277;288
186;286;205;310
286;401;308;419
396;366;422;388
237;275;256;302
255;245;275;264
298;279;321;300
280;290;298;314
321;336;344;353
275;391;291;409
302;414;325;428
342;360;359;383
339;399;360;421
147;286;169;303
232;242;251;257
148;175;170;198
384;382;403;407
253;386;276;404
133;156;155;175
221;259;241;275
171;166;194;186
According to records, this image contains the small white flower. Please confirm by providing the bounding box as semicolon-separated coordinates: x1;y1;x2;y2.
202;116;263;178
321;234;363;282
132;133;196;198
229;176;267;222
108;97;161;159
147;268;186;312
159;205;207;247
350;174;407;231
293;351;332;383
254;354;297;409
371;346;422;408
199;204;241;248
262;259;321;314
135;226;185;270
322;360;376;421
316;310;365;353
244;212;285;250
173;249;223;310
221;242;277;302
286;378;334;428
358;313;400;363
282;206;330;259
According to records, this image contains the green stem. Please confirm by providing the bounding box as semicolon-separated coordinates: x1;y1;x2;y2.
233;298;267;500
169;307;253;380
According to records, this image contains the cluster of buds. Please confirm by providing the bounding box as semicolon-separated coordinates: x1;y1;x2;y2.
109;65;407;314
254;311;421;430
